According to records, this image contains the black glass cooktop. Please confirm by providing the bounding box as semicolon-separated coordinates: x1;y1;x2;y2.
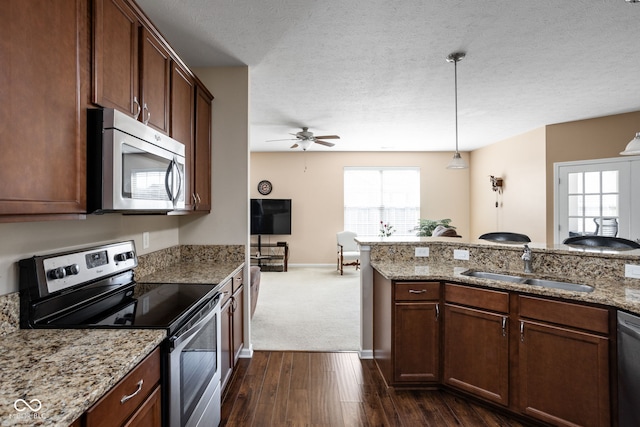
52;282;217;335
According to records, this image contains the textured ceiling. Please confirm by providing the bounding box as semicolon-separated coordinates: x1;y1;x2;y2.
136;0;640;152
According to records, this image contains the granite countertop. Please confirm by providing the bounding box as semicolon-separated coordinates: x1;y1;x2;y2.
136;260;243;284
0;260;243;426
0;328;166;427
372;261;640;315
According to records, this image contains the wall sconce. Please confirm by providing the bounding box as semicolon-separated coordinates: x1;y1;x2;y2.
490;175;503;193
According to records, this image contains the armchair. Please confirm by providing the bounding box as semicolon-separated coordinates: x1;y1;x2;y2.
337;231;360;275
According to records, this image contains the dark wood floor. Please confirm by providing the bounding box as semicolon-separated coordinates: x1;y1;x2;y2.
221;351;531;426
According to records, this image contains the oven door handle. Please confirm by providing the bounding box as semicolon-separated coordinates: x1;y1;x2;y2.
169;295;221;351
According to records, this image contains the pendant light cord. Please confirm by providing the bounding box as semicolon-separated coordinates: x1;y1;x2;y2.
454;58;459;154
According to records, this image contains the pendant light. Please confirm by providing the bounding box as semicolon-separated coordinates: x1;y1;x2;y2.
446;52;468;169
620;132;640;155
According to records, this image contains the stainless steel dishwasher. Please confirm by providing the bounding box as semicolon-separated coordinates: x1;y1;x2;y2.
618;310;640;426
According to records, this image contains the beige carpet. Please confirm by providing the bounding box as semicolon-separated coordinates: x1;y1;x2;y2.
251;266;360;351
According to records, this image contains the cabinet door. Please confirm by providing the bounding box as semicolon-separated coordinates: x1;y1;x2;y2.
232;285;244;363
170;61;195;210
140;27;170;134
92;0;139;116
169;61;194;146
193;85;213;211
394;302;439;383
444;304;509;406
123;386;161;427
220;297;233;392
0;0;88;217
518;320;610;427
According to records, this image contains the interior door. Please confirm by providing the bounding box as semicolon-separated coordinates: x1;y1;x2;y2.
555;158;636;243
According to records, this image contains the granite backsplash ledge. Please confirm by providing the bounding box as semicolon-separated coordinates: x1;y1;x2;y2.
135;244;245;278
368;241;640;283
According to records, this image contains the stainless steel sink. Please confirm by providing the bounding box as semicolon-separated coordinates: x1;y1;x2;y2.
460;270;594;293
522;278;594;293
461;270;524;283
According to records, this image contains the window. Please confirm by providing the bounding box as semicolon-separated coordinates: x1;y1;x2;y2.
555;158;636;243
344;167;420;237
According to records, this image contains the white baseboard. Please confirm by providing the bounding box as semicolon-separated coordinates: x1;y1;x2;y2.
288;263;336;268
358;349;373;359
239;344;254;358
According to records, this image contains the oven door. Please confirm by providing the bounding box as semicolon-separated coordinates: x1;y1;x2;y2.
167;294;222;427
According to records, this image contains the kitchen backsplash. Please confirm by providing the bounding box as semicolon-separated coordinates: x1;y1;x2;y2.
134;244;244;278
369;241;640;283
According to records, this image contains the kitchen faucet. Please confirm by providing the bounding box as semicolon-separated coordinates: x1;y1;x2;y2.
522;244;533;273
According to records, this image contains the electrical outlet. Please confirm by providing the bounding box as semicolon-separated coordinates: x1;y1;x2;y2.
143;232;150;249
625;264;640;279
453;249;469;260
415;247;430;257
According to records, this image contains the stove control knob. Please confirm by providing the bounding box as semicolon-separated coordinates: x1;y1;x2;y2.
65;264;80;276
47;267;66;280
126;251;135;259
114;252;129;262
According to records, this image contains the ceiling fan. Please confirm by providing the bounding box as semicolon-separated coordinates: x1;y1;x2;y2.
268;127;340;150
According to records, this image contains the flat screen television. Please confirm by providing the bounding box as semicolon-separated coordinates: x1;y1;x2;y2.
250;198;292;235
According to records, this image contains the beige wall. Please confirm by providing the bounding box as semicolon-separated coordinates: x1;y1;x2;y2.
469;127;547;242
544;111;640;242
468;110;640;244
250;151;470;264
180;67;249;246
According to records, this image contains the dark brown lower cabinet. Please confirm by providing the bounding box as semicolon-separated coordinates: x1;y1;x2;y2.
443;283;510;406
221;269;245;394
518;296;610;427
84;347;161;427
373;271;441;386
373;273;613;426
443;304;509;406
394;298;440;383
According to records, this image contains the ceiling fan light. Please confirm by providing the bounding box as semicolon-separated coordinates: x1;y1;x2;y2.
446;152;468;169
299;139;312;150
620;132;640;155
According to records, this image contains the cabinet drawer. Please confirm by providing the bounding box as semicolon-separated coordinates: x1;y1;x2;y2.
233;270;244;292
85;347;160;427
519;295;609;334
394;282;440;301
445;283;509;313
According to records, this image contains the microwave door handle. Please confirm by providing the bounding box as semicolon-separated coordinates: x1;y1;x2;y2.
165;160;175;201
173;157;183;206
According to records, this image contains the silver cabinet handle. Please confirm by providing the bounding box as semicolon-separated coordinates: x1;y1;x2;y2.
133;96;141;120
520;321;525;342
120;379;143;404
408;289;426;294
143;103;150;125
435;303;440;321
502;317;507;337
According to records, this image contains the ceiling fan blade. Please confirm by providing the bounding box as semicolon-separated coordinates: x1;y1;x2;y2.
313;135;340;140
314;140;335;147
266;138;298;142
290;143;299;149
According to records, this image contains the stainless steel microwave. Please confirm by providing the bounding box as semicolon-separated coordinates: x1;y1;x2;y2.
87;108;186;213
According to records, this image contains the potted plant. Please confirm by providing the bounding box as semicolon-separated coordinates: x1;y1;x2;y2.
413;218;456;237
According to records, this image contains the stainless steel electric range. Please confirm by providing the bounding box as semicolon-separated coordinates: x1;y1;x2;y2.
19;240;222;427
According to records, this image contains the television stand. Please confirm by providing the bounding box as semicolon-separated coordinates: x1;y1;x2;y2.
250;241;288;272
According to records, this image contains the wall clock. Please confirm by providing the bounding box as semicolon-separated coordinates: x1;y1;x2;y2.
257;180;272;195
